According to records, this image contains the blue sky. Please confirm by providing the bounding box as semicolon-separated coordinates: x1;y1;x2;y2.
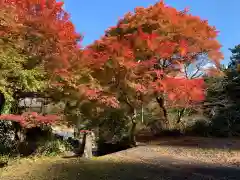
64;0;240;65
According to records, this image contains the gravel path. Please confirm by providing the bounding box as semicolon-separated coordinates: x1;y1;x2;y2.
103;145;240;179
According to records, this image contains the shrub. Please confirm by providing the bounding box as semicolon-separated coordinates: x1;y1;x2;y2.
0;155;9;167
209;105;240;137
34;139;73;156
0;121;17;155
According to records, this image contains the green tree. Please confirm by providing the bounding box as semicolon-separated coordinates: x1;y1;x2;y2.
202;46;240;137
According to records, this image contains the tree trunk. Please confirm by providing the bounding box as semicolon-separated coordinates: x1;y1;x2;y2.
12;122;25;150
176;108;185;124
0;92;5;114
129;119;137;146
156;96;169;129
121;92;137;147
129;109;137;147
77;132;86;156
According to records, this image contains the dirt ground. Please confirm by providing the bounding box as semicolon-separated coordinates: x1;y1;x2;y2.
1;136;240;180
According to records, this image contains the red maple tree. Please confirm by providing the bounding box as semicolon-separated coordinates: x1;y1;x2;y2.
85;1;223;126
0;0;224;130
0;0;119;127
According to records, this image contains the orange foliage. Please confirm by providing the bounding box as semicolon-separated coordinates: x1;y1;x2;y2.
0;0;120;127
152;77;205;107
86;1;223;107
0;0;81;71
0;1;224;126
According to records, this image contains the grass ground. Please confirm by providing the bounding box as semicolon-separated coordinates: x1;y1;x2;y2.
1;137;240;180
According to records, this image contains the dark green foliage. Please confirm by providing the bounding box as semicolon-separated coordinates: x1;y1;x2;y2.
97;108;130;142
195;45;240;137
185;121;211;137
209;104;240;137
228;44;240;71
34;139;73;156
0;121;17;155
0;124;73;157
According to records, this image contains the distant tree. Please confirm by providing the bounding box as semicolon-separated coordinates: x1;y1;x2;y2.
229;45;240;69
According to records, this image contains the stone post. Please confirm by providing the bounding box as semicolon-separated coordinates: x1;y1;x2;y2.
79;130;93;158
83;132;92;158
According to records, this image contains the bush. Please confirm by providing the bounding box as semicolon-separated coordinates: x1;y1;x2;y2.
97;108;130;142
34;139;73;156
209;105;240;137
96;135;132;156
0;155;9;167
185;121;211;137
0;121;17;155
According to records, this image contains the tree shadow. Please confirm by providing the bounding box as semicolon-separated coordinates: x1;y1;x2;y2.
142;113;240;150
136;121;240;151
8;157;240;180
148;135;240;151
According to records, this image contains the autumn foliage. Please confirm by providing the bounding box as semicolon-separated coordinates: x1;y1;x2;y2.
85;1;223;111
154;77;205;107
0;0;81;70
0;112;59;128
0;0;80;126
0;0;223;127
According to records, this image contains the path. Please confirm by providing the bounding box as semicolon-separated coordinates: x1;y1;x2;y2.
1;137;240;180
104;145;240;180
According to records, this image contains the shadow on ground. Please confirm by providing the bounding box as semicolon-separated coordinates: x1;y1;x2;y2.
1;157;240;180
136;132;240;151
149;136;240;150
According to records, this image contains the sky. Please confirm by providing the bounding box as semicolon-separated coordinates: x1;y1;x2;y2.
64;0;240;65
